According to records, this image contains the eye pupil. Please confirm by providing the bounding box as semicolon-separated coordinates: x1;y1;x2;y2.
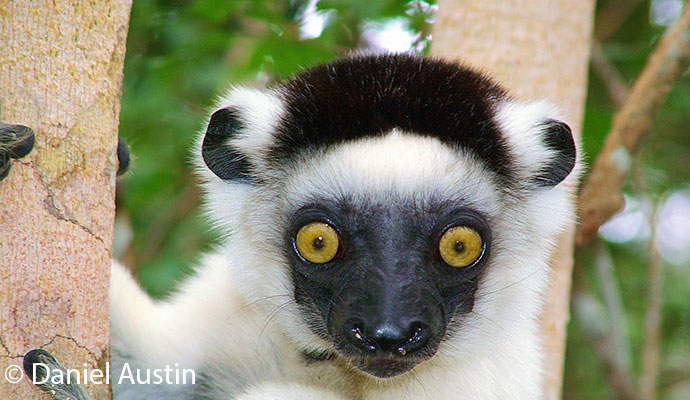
438;225;484;268
295;222;340;264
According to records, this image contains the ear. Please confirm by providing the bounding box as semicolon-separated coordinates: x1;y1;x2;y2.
200;87;285;183
494;100;577;189
201;107;253;182
531;119;576;187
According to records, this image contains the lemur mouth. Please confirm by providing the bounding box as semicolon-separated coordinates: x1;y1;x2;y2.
322;320;440;378
301;348;427;378
351;355;420;378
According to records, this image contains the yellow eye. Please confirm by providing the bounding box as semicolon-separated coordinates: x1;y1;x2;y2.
439;226;484;268
295;222;340;264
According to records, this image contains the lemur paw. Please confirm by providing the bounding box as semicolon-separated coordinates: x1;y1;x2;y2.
0;124;130;181
0;123;34;181
117;136;130;176
23;349;91;400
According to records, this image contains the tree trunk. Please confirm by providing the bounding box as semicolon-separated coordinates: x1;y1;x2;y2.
431;1;594;398
0;1;131;399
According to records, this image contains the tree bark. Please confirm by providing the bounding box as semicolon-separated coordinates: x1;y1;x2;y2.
0;1;131;399
430;1;594;398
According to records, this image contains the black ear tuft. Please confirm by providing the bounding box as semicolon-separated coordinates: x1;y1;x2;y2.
202;107;253;182
532;120;576;187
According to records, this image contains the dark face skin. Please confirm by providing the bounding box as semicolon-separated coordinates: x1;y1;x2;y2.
285;197;491;378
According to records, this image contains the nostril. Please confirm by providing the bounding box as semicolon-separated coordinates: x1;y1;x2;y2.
343;318;377;353
402;321;431;354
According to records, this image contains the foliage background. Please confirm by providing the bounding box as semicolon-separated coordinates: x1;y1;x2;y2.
114;0;690;398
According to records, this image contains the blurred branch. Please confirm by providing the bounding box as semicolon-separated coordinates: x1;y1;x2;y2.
591;41;630;106
594;0;643;41
593;241;632;375
576;4;690;247
659;367;690;390
633;162;664;400
572;277;641;400
589;28;670;400
639;201;663;400
125;179;201;268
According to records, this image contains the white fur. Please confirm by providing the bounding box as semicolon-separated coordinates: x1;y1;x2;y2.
235;383;348;400
111;87;578;399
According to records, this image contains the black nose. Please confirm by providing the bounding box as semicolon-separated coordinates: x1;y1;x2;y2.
343;318;431;356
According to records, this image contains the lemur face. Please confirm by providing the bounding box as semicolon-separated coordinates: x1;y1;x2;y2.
284;182;491;376
198;54;577;379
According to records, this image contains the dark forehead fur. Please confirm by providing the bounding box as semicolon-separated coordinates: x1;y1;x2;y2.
271;53;513;182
